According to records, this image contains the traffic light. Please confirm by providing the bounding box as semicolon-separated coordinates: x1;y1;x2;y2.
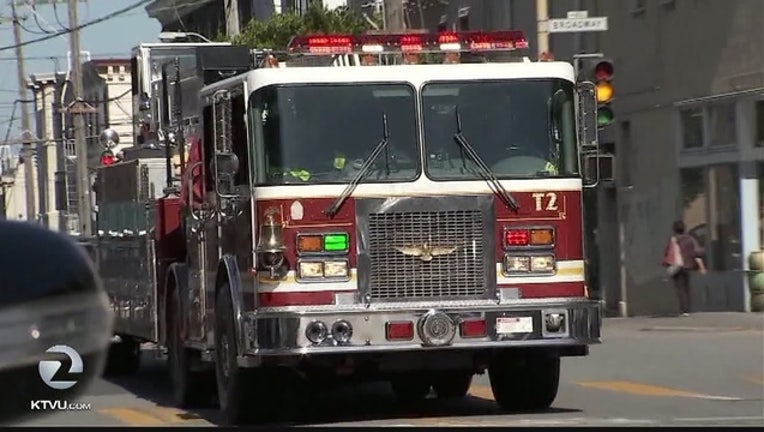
593;60;614;127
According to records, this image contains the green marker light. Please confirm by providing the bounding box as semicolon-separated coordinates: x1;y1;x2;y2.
323;234;349;252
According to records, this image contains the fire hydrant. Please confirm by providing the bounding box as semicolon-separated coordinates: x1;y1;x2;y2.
748;250;764;312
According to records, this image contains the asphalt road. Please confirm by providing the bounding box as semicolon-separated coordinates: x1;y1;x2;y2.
15;313;764;427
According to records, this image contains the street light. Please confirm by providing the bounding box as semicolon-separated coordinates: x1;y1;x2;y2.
158;31;214;43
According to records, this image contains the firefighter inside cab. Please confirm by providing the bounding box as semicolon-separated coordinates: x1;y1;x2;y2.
261;80;418;185
423;81;561;178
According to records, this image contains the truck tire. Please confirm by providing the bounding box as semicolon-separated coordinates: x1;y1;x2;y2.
488;350;560;412
390;374;431;404
214;284;280;425
432;373;473;399
103;335;140;376
168;287;215;408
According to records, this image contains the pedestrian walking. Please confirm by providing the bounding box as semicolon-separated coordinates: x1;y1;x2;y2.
662;220;707;316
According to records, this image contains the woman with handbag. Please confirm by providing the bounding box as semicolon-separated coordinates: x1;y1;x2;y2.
662;220;707;316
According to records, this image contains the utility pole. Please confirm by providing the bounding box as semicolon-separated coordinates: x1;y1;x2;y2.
536;0;549;59
383;0;405;32
574;0;584;54
11;1;36;221
225;0;240;37
67;0;92;237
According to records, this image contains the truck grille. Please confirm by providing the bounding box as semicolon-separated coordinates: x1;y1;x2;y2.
367;210;487;300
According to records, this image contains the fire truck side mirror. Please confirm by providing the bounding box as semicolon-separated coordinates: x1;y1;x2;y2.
0;221;112;424
577;81;600;188
576;81;599;152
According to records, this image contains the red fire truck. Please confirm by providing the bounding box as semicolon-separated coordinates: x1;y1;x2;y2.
93;31;603;425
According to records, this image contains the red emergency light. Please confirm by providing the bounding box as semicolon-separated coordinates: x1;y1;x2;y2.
100;151;116;166
287;30;528;56
302;35;353;54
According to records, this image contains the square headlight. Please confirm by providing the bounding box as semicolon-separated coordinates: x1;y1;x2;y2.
323;260;349;278
530;255;556;273
298;261;323;278
505;255;531;273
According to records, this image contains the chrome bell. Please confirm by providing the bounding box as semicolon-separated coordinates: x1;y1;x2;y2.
256;210;286;254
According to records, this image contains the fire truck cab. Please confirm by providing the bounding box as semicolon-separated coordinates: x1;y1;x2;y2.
94;31;603;425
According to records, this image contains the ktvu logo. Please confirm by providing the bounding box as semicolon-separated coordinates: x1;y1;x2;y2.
39;345;83;390
30;345;91;412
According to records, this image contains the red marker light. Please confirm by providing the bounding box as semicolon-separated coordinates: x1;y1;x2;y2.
505;229;530;247
385;321;414;341
460;319;487;338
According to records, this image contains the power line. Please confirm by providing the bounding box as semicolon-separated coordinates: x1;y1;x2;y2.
0;52;126;61
51;0;71;31
0;0;153;53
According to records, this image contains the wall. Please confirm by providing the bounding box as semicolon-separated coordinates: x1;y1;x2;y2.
440;0;764;315
3;163;37;221
29;74;62;231
599;0;764;314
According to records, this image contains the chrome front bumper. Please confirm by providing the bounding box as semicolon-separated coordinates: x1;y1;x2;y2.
238;298;601;366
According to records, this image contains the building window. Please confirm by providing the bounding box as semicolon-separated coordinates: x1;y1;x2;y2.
755;100;764;147
707;164;742;271
707;102;737;147
680;167;707;257
680;107;704;149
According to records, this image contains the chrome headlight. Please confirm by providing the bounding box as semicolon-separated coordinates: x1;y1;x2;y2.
530;255;556;273
505;256;531;273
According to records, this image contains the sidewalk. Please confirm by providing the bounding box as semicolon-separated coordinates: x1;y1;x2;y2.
603;312;764;333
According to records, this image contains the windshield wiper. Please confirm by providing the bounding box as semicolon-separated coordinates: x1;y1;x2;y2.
324;113;390;218
452;106;519;212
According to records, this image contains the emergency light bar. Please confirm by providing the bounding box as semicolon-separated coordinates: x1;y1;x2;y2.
287;31;529;55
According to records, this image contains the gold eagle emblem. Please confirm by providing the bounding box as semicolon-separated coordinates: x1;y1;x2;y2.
394;242;457;262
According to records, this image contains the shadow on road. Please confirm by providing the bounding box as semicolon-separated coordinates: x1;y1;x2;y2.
103;355;581;426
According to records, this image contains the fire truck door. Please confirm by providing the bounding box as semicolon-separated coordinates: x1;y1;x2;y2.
185;203;213;342
184;137;212;342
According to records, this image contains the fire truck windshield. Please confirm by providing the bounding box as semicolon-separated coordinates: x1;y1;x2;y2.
422;78;578;180
249;83;419;186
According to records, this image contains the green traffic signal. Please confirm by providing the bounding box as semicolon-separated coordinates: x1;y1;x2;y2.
597;106;614;127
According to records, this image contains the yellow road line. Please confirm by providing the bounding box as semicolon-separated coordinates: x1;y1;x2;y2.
467;384;495;401
575;380;740;400
143;406;203;423
98;408;167;426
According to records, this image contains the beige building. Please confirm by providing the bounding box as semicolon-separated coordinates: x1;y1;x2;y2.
26;59;134;233
80;58;134;165
0;147;38;222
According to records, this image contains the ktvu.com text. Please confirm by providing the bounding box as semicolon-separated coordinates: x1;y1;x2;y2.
32;345;92;413
30;400;92;412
